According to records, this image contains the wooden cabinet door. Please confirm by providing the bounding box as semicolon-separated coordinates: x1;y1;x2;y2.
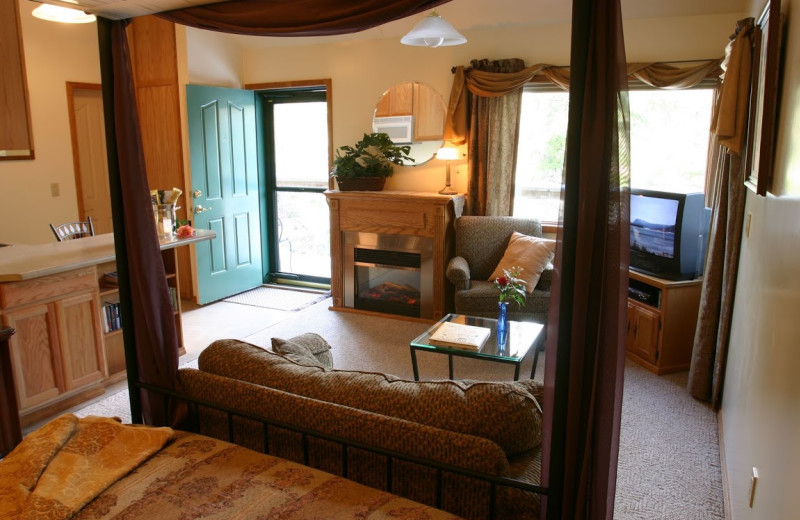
413;82;445;141
629;304;660;364
56;291;105;391
374;83;413;117
3;304;63;410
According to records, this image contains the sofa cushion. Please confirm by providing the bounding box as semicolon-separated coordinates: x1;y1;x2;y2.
199;339;543;456
272;333;334;368
488;232;556;292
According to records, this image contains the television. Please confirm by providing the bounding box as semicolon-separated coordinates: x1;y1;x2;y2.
629;189;711;281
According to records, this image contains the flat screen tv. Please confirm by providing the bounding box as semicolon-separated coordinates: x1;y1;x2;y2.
629;189;711;280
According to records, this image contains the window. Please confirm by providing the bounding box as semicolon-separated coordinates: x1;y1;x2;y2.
513;84;715;224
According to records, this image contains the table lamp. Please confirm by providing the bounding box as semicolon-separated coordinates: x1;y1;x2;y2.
436;146;459;195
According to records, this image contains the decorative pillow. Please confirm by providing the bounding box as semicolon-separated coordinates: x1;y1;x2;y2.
272;332;334;369
488;232;556;293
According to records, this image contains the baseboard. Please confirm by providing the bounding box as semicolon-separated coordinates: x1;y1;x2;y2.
717;409;733;520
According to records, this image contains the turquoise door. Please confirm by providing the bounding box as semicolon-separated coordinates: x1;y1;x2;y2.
187;85;263;304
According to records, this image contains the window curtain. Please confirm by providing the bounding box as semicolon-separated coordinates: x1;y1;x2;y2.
459;58;526;216
688;18;755;408
539;0;630;516
444;59;720;216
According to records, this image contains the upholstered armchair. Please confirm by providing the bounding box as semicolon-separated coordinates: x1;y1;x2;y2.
446;216;554;323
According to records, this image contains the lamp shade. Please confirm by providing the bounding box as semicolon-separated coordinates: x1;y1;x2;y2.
436;147;459;161
32;2;96;23
401;10;467;48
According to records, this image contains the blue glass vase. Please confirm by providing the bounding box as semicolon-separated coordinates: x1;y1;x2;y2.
496;301;509;351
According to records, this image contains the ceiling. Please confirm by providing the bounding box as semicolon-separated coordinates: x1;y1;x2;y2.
38;0;752;38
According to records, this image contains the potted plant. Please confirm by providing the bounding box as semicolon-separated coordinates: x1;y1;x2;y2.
331;132;414;191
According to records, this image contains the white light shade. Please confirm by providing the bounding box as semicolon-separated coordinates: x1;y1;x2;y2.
436;147;459;160
401;10;467;48
32;2;96;24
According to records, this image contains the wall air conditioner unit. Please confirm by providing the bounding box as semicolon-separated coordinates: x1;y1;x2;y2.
372;116;414;144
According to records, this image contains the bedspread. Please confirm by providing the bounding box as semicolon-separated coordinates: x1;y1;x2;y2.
1;415;461;520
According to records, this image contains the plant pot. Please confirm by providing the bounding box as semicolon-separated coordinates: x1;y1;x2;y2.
335;176;386;191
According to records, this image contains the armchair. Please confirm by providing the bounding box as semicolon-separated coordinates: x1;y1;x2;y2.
446;216;553;323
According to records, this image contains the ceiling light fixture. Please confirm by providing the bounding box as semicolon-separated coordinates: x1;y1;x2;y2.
401;9;467;48
32;1;96;24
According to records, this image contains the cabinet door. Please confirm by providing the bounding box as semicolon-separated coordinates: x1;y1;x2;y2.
56;291;105;390
629;304;660;364
374;83;413;117
3;304;63;409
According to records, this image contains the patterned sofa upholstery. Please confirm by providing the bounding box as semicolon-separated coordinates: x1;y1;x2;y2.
446;216;553;323
177;338;545;520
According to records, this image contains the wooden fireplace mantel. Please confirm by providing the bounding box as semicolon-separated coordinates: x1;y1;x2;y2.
325;190;464;321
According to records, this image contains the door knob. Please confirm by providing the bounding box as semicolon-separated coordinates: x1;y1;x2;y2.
194;205;212;214
192;189;202;198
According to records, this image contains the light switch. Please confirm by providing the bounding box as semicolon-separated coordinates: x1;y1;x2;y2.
50;183;60;197
745;213;752;237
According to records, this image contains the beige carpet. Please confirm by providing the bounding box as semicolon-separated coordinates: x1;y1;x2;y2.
70;296;723;519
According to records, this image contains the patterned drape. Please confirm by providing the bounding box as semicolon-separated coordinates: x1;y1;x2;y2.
688;18;755;408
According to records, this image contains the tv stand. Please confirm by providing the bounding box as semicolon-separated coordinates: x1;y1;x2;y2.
626;270;702;374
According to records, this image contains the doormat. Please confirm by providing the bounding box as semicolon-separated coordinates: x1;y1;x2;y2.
223;286;330;312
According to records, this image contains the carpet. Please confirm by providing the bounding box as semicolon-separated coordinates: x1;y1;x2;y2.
67;298;724;519
223;286;330;311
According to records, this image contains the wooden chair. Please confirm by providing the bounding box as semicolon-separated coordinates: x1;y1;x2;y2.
49;216;95;241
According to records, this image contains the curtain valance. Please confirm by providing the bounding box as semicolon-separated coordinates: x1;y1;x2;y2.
157;0;448;36
445;59;722;145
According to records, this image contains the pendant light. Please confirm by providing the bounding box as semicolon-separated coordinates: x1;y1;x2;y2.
401;9;467;48
32;1;96;24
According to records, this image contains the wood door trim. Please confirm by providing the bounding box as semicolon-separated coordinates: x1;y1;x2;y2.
66;82;102;220
245;78;334;190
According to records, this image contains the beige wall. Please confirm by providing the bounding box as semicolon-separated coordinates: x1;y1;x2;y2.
188;13;743;194
721;0;800;518
0;1;100;244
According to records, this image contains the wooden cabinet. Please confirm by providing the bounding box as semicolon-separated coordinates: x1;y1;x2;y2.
625;270;702;374
374;82;445;141
375;82;413;117
0;268;105;424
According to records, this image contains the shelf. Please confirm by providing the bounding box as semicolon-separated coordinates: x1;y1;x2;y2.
104;328;123;338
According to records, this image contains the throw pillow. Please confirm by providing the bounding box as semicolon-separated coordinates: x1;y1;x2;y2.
272;332;334;368
488;232;556;293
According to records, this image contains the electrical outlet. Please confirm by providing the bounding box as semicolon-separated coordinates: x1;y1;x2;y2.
749;467;759;508
50;182;60;197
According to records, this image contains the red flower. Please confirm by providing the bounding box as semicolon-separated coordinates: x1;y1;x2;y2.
496;275;509;287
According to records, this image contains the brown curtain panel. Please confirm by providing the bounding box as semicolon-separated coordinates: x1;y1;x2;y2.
157;0;449;36
540;0;630;517
98;19;182;426
688;18;754;408
462;59;525;216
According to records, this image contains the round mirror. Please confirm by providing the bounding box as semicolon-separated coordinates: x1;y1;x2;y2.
372;81;446;166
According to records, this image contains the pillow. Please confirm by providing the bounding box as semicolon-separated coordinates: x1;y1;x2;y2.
488;232;556;293
272;332;334;368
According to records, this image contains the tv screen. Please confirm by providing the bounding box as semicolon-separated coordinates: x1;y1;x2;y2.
630;195;679;259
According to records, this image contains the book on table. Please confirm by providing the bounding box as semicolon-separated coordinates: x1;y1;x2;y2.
428;321;491;351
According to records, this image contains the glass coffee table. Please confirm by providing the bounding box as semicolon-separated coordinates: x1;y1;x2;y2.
410;313;546;381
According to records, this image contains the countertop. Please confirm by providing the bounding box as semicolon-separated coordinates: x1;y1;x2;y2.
0;230;215;282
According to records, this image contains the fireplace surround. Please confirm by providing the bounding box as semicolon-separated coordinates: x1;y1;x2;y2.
326;191;464;320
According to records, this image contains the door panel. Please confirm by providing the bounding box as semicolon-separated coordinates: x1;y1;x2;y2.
187;85;262;304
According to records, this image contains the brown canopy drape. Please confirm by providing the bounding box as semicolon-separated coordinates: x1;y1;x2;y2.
101;1;456;428
98;18;182;426
157;0;448;36
541;0;630;516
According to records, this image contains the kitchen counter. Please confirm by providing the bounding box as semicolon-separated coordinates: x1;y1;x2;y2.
0;230;215;282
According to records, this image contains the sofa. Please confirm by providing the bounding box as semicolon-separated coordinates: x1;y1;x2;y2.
176;336;545;520
446;216;554;323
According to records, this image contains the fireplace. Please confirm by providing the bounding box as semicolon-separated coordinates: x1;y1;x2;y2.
344;232;433;318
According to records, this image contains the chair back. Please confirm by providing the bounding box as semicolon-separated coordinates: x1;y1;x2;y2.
455;216;542;280
50;216;95;242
